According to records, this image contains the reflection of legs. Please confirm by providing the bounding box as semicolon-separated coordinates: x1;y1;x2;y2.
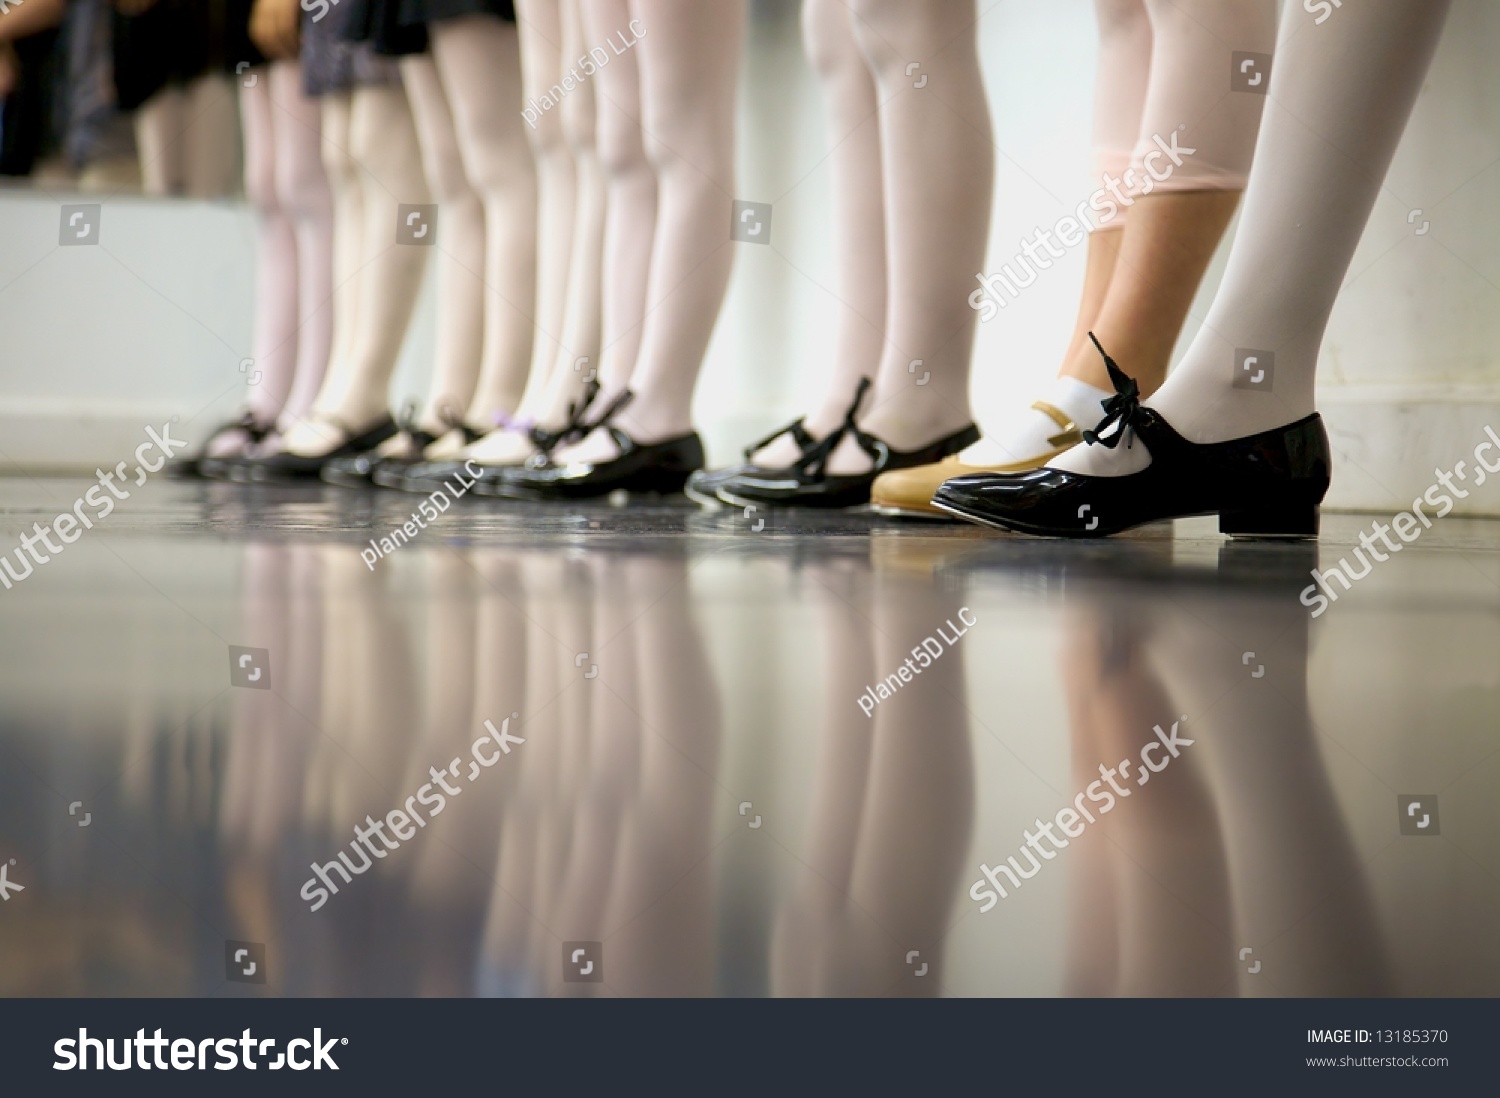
1064;610;1232;996
270;62;335;428
844;559;973;994
823;0;992;473
752;0;885;468
314;549;420;820
556;0;746;459
1059;0;1452;477
1149;584;1390;994
602;555;721;994
220;545;292;944
551;554;634;975
288;84;430;452
770;558;876;996
477;554;564;995
406;552;530;994
429;16;539;434
401;56;485;434
582;0;655;396
1058;628;1120;996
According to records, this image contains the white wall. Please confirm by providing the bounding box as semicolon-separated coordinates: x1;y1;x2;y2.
2;0;1497;512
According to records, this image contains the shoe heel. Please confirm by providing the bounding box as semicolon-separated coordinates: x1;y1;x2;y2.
1219;501;1320;539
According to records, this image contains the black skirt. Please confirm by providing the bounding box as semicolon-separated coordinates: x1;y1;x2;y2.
399;0;517;26
340;0;430;56
302;1;404;98
111;0;263;112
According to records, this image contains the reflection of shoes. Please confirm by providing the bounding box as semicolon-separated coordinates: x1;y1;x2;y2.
245;415;397;480
167;412;272;478
718;378;979;510
497;391;705;499
870;402;1084;517
932;335;1331;538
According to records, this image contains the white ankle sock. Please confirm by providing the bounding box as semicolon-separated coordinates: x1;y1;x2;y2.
963;376;1113;465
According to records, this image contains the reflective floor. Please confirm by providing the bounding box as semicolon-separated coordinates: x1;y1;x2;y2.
1;477;1498;997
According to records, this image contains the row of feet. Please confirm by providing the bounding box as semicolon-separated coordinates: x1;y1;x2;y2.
176;342;1332;539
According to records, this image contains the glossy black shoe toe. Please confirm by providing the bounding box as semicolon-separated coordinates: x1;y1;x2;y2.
323;428;440;489
931;334;1331;539
247;416;398;481
684;418;817;506
509;431;705;499
167;412;272;478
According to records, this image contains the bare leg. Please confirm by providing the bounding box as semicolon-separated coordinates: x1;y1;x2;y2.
822;0;993;474
529;0;608;430
418;16;538;444
1057;0;1453;477
270;61;335;429
552;0;746;461
238;68;299;435
285;83;430;452
751;0;886;469
401;54;486;435
582;0;656;397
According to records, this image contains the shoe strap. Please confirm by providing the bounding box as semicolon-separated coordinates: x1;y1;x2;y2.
524;381;600;453
1031;401;1083;449
794;377;872;479
743;417;814;461
579;387;635;435
1079;332;1143;451
207;411;272;448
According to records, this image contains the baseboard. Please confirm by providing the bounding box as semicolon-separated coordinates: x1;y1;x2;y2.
1319;384;1500;516
0;399;236;474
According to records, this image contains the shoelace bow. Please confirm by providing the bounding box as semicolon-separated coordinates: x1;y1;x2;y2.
796;377;872;477
1080;332;1142;450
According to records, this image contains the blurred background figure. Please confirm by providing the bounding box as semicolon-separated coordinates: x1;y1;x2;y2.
111;0;247;197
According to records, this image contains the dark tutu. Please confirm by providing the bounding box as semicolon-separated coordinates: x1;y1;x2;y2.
399;0;517;25
111;0;263;112
301;0;405;98
341;0;430;56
